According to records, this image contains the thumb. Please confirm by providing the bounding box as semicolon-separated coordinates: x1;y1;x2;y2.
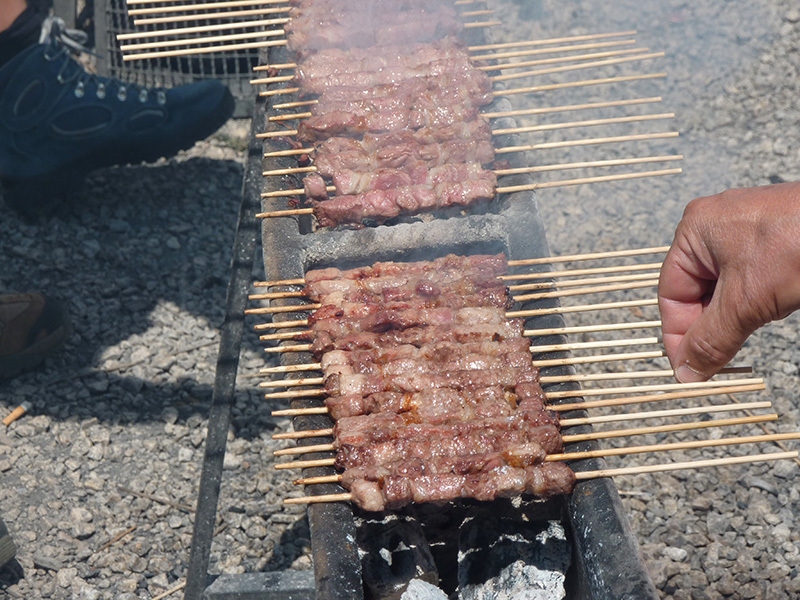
671;294;756;383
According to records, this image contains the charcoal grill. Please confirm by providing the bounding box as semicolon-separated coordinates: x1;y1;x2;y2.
183;69;658;600
181;8;662;595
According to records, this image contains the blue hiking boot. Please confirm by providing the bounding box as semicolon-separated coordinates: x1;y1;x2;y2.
0;17;235;216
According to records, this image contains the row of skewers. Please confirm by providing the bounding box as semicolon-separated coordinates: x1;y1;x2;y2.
119;0;684;228
249;247;799;510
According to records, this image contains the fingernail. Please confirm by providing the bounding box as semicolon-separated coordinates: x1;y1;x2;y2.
675;364;708;383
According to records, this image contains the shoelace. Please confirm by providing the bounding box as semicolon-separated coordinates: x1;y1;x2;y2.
39;16;166;105
38;15;90;56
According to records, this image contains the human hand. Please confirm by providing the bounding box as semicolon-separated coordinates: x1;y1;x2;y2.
658;182;800;382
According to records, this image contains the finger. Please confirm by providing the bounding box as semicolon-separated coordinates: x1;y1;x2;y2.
671;291;755;382
658;244;716;368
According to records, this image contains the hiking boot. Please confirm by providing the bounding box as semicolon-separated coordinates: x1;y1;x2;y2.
0;16;236;216
0;292;72;379
0;516;15;570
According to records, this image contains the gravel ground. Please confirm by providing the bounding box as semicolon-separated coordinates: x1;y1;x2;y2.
0;117;312;600
3;1;800;599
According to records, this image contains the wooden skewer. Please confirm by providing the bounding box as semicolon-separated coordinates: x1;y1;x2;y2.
274;403;775;456
546;377;764;400
562;400;772;426
555;432;799;462
263;344;314;355
461;9;495;17
117;19;276;40
463;20;503;29
252;45;649;86
245;303;321;316
133;11;289;27
554;383;766;413
274;417;785;472
495;131;680;155
252;262;664;290
261;372;760;401
259;72;666;99
507;297;659;318
260;86;300;98
481;96;662;119
265;112;677;137
254;314;667;351
264;96;661;131
259;364;753;392
261;155;682;179
126;0;289;15
269;375;753;439
500;168;683;193
293;429;800;482
253;75;296;86
532;349;666;368
259;314;657;342
574;450;798;479
254;319;309;331
273;427;335;441
496;73;667;97
126;0;287;3
473;39;641;63
538;335;663;353
254;318;309;331
123;38;287;61
283;451;799;500
525;320;662;337
263;97;662;132
492;113;674;136
269;383;767;419
512;278;659;301
467;31;638;53
260;362;321;375
254;167;680;210
250;290;306;301
257;118;678;144
251;248;670;297
259;330;309;341
261;165;314;176
261;377;324;389
489;52;665;83
504;261;664;281
120;29;284;52
253;277;305;288
511;271;660;292
508;245;669;266
253;274;660;302
253;62;297;72
257;337;667;360
270;99;318;109
531;336;660;353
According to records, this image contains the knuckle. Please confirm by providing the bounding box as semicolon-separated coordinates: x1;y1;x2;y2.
684;334;734;370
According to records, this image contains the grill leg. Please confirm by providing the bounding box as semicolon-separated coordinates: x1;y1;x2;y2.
183;100;264;600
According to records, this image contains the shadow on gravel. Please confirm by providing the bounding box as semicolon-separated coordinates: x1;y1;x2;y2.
0;560;24;588
0;155;272;437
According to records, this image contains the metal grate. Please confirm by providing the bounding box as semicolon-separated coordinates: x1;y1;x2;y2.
93;0;259;117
